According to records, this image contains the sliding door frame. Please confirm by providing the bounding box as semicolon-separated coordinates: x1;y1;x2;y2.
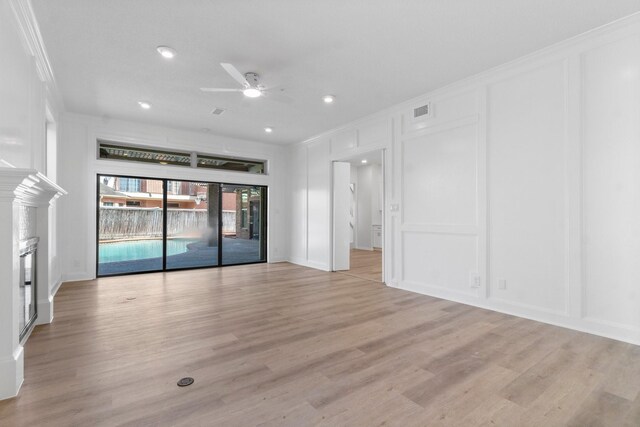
162;181;168;271
96;173;268;278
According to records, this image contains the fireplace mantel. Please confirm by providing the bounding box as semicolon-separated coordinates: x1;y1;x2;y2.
0;165;66;400
0;167;66;205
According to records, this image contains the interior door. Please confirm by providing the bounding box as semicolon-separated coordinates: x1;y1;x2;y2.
333;162;351;271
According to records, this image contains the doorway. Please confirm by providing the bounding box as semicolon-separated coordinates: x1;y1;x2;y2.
332;149;384;282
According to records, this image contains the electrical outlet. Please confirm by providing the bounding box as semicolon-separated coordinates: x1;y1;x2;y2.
498;278;507;290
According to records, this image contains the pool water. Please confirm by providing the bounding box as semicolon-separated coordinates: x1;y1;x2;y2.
99;239;197;263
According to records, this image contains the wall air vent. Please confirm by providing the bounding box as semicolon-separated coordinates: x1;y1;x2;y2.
413;102;432;119
211;108;226;116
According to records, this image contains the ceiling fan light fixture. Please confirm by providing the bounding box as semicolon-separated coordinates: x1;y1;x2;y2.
243;88;262;98
323;95;335;104
156;46;176;59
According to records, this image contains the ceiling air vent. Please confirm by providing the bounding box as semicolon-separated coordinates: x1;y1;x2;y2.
211;108;226;116
413;102;432;119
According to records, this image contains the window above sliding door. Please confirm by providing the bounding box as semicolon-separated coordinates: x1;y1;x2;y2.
97;140;267;175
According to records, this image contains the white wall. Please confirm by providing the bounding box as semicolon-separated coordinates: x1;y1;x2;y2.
58;113;289;281
288;14;640;345
0;0;63;290
353;163;382;250
371;163;382;227
0;0;43;171
0;0;65;399
349;164;357;245
306;139;331;269
582;34;640;331
355;165;372;249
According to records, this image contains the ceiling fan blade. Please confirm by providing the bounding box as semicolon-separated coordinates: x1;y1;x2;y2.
200;87;243;92
263;89;293;104
220;63;249;87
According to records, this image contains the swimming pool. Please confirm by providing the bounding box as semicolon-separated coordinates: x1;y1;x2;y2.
98;238;197;263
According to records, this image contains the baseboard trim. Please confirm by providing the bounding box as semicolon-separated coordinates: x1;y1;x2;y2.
61;272;93;282
0;346;23;401
397;280;640;346
288;258;330;272
51;277;63;296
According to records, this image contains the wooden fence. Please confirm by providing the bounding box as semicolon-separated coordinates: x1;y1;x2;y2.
99;207;236;240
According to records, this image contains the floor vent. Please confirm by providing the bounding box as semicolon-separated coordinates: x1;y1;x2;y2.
177;377;194;387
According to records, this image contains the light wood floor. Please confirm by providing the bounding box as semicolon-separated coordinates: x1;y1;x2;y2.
1;262;639;426
336;248;382;282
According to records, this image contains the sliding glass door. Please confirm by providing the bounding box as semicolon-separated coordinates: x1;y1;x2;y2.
221;185;267;265
165;180;219;270
97;174;266;277
98;176;164;276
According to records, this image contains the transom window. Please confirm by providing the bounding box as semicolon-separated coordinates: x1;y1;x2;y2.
97;140;266;175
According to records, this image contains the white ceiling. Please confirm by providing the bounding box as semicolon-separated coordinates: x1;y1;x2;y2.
32;0;640;145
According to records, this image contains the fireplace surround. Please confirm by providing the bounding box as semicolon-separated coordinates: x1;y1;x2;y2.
0;166;66;400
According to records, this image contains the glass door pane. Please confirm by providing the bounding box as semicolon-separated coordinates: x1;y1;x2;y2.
98;176;164;276
166;181;219;270
221;185;266;265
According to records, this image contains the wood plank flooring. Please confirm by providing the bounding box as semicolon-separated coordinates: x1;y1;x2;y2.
336;248;382;282
1;262;639;426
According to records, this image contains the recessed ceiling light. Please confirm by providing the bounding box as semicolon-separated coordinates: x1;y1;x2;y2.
361;159;367;164
138;101;151;109
323;95;335;104
243;88;262;98
264;127;273;133
156;46;176;59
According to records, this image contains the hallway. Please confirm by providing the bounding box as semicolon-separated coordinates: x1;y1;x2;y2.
336;249;383;283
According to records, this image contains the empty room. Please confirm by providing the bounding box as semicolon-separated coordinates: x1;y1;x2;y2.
2;0;640;425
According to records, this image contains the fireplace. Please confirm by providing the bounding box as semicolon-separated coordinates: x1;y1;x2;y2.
0;166;66;400
18;238;38;342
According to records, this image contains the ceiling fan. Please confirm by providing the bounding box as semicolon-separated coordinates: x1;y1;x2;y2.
201;63;284;100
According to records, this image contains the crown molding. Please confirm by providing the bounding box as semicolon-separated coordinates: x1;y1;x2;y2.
0;166;67;205
8;0;64;113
